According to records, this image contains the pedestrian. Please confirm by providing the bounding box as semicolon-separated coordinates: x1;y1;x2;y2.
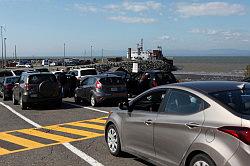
70;73;77;97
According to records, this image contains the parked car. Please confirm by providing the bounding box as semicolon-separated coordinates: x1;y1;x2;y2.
12;72;62;110
69;68;97;80
74;74;127;106
0;76;20;100
243;77;250;82
127;70;177;96
105;81;250;166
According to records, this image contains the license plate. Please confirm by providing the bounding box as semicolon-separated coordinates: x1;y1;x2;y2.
30;94;38;98
111;88;118;91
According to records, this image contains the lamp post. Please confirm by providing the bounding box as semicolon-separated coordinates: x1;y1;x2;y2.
63;43;66;66
4;38;6;68
1;26;3;68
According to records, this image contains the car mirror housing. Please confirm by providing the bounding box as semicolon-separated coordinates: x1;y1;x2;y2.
118;102;130;111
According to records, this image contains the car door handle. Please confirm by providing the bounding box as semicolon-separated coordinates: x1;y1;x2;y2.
145;119;153;126
185;122;201;129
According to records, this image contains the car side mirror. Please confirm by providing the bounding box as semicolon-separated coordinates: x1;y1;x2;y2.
118;102;131;111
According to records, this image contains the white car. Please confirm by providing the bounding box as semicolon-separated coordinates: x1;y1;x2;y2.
69;68;97;80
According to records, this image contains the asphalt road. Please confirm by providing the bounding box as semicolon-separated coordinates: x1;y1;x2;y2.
0;97;151;166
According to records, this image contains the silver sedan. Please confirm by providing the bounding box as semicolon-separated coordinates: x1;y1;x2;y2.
105;81;250;166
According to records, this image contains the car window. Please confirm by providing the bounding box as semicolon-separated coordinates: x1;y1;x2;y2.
210;89;250;115
80;69;97;76
133;90;167;112
70;71;78;76
19;75;26;84
87;77;96;85
28;74;57;84
165;89;204;114
6;77;20;84
99;77;125;85
81;78;89;86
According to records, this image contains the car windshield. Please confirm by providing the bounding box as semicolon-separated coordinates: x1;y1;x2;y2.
80;70;97;76
209;89;250;115
28;74;57;84
6;77;19;84
99;77;125;85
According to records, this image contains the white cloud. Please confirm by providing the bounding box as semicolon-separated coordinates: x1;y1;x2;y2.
108;16;156;24
176;2;246;17
73;3;98;13
105;1;161;13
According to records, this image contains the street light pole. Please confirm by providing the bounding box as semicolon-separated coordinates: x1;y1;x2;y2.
1;26;3;68
90;45;93;61
4;38;6;68
63;43;66;66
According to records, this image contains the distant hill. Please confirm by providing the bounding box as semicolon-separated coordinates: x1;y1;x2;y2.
165;49;250;56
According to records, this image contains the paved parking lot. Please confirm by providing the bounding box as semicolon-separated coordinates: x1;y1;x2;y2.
0;97;151;166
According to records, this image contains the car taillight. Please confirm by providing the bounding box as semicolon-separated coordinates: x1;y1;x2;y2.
152;78;158;87
4;84;13;90
95;81;102;89
218;126;250;145
24;83;32;91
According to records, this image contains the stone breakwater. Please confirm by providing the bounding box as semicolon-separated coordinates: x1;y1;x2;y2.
74;60;173;73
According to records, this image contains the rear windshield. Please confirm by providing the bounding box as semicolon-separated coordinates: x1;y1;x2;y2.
80;69;97;76
209;89;250;115
0;71;13;77
13;70;24;76
6;77;20;84
99;77;125;85
28;74;57;84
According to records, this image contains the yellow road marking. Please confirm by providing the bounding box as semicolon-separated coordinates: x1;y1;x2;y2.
0;148;10;155
17;129;75;143
69;122;104;131
45;126;103;138
84;119;106;124
0;116;106;156
0;133;45;148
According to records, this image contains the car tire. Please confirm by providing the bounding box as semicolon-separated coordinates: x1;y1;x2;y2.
20;95;28;110
90;95;98;107
74;95;81;104
106;124;122;156
3;93;6;101
12;94;18;105
189;153;216;166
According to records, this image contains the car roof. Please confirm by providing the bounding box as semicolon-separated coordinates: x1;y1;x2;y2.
22;72;54;76
4;76;20;79
73;68;96;71
85;74;121;78
169;81;250;94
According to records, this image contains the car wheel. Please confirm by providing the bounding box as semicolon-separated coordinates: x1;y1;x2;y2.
74;94;81;104
12;94;18;105
106;124;122;156
189;153;216;166
90;95;97;107
20;95;28;110
3;93;6;101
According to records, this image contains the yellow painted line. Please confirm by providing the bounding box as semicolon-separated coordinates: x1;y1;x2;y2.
17;129;75;143
45;126;103;138
0;148;10;155
0;133;45;148
84;119;106;124
69;122;104;131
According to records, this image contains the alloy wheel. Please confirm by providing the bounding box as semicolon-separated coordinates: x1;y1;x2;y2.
107;128;118;153
193;161;209;166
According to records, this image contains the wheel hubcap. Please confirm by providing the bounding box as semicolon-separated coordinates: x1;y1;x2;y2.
91;96;95;106
107;128;118;153
193;161;209;166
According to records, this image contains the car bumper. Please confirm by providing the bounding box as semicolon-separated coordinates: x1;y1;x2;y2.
225;142;250;166
22;95;62;105
95;92;128;103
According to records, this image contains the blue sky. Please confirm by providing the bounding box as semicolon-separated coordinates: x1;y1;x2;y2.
0;0;250;57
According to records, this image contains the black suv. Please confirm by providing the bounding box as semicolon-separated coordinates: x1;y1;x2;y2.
128;70;177;96
12;72;62;109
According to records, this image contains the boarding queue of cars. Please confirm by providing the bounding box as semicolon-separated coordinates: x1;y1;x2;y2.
0;68;178;110
1;68;250;166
